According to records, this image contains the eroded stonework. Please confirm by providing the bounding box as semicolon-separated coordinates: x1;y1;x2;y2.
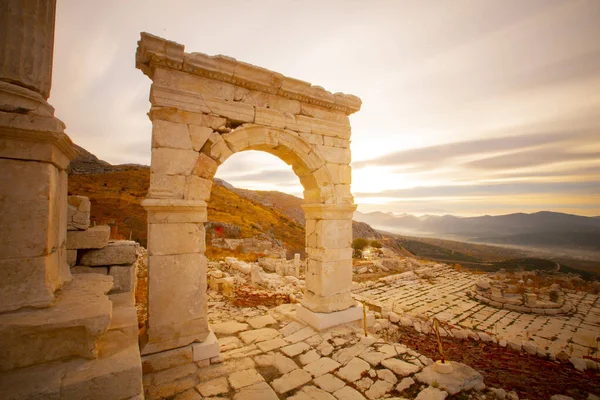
136;32;363;354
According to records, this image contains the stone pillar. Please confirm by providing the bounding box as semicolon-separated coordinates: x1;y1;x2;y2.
293;253;301;277
302;203;357;312
0;0;78;313
0;0;56;100
141;199;211;354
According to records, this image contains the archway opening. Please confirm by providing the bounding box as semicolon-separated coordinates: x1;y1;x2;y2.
207;150;306;261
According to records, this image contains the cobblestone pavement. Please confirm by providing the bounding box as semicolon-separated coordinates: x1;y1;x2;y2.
182;294;498;400
352;265;600;359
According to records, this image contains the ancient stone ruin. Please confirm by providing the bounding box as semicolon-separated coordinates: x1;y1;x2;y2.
136;31;364;356
1;2;599;400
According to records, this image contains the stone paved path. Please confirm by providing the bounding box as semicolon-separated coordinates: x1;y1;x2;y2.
352;265;600;359
177;295;497;400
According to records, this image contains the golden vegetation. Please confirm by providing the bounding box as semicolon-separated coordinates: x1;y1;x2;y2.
68;167;305;257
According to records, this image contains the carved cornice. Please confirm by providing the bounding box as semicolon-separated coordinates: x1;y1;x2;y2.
0;121;79;162
136;32;362;116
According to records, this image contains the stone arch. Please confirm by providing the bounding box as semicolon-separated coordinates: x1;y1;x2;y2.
137;32;363;355
204;124;338;204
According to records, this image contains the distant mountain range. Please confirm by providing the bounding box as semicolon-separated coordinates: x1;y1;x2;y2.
354;210;600;257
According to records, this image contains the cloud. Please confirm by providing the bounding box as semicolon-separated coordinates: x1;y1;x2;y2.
465;147;600;170
354;180;600;199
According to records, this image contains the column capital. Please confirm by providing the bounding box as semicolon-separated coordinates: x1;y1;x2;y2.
142;198;208;223
302;203;357;220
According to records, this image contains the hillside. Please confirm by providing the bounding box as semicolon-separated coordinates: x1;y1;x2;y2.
355;210;600;258
68;166;306;258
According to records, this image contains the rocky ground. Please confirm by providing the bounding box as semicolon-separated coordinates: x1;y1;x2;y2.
166;291;599;400
133;246;600;399
353;264;600;360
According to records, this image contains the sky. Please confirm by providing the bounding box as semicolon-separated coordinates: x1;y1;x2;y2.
51;0;600;217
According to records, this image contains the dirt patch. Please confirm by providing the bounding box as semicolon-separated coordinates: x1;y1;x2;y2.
385;327;600;399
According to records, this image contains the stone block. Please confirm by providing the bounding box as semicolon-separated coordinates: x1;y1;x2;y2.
192;331;220;361
80;240;137;266
0;274;113;372
0;251;62;312
152;119;192;150
148;107;226;129
72;265;108;275
67;195;90;230
255;107;287;128
97;292;139;358
306;219;353;249
144;253;210;354
301;290;355;313
193;152;219;179
61;341;143;400
0;158;62;259
305;259;353;296
142;346;194;374
184;175;212;200
154;68;236;102
296;115;350;139
109;264;135;293
67;249;77;266
151;147;199;175
306;247;352;262
189;125;212;151
143;199;208;224
222;128;249;152
149;173;186;199
300;103;350;125
67;225;110;250
204;132;233;164
296;304;363;331
148;222;205;256
317;145;351;164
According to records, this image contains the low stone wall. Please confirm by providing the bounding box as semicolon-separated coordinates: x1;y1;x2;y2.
66;195;138;294
470;281;573;316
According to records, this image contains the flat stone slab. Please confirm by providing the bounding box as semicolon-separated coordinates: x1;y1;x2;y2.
66;225;110;250
415;362;485;395
314;373;346;393
365;379;394;400
239;328;281;344
232;381;279;400
285;326;317;344
0;274;113;372
247;314;277;329
296;304;363;331
257;337;288;352
290;385;337;400
336;358;370;382
228;368;264;390
381;358;422;376
304;357;341;377
196;377;229;397
333;385;367;400
415;386;449;399
271;369;312;394
281;342;311;357
212;321;249;335
80;240;137;266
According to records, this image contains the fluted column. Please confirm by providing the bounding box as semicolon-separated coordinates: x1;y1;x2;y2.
0;0;56;99
0;0;78;313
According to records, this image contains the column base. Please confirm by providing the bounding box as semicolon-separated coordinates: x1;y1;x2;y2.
296;303;363;331
192;330;220;362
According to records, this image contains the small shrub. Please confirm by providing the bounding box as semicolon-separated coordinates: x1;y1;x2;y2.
370;240;383;249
